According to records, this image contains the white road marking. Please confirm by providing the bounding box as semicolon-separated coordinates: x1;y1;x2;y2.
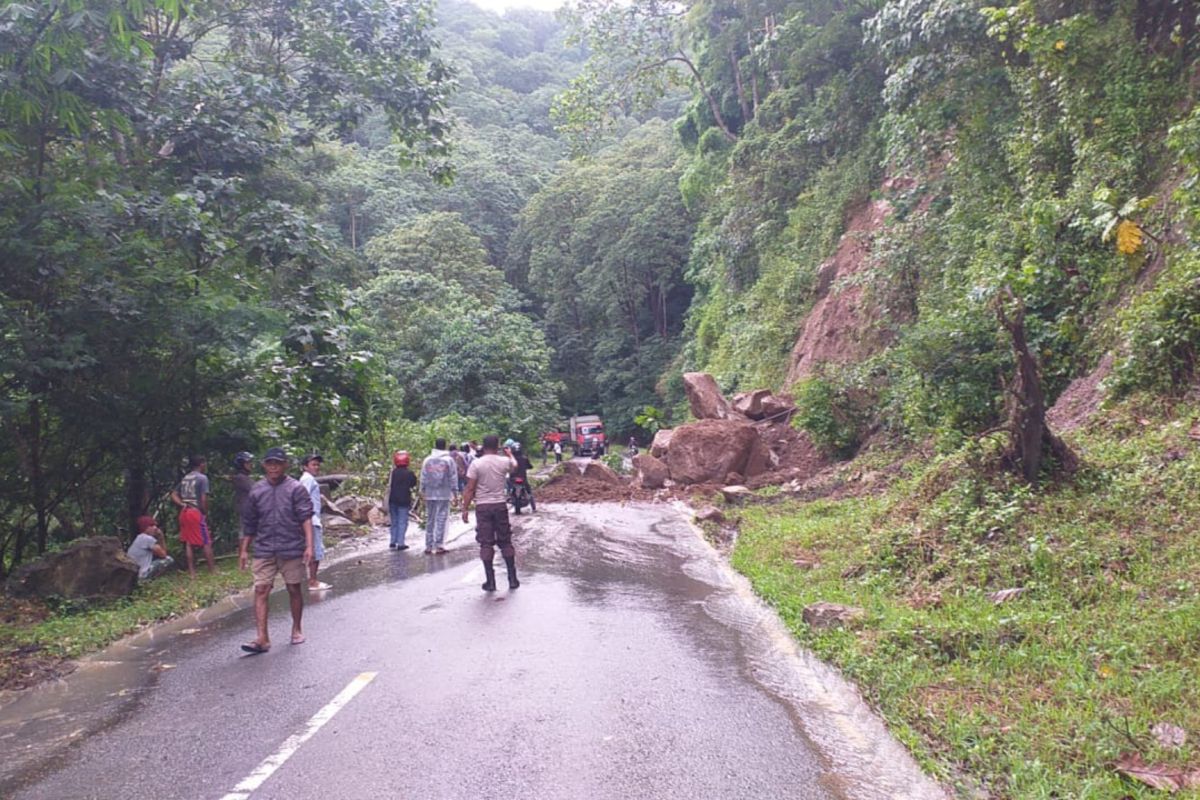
219;671;378;800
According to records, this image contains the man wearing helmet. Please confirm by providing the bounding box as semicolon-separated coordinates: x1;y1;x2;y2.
385;451;417;550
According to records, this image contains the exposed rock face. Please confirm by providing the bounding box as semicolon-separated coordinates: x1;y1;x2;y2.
682;372;737;420
333;496;379;525
786;198;895;385
6;537;138;600
582;461;622;484
665;420;759;485
632;454;669;489
802;602;865;630
650;429;674;458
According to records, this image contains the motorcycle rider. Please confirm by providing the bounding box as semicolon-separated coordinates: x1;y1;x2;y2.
508;442;535;512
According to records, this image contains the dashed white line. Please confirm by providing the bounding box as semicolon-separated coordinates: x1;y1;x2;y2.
219;671;378;800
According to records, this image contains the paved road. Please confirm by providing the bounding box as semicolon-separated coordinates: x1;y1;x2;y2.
1;503;945;800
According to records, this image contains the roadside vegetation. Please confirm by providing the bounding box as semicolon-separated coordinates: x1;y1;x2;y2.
733;398;1200;798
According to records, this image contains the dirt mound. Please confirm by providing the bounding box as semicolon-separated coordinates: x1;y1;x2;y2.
1047;353;1113;433
582;461;622;483
536;468;652;504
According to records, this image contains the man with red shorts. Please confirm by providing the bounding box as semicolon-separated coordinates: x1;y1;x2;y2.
461;435;520;591
171;455;215;577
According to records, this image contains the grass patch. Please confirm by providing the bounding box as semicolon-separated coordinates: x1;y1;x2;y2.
732;401;1200;799
0;559;251;662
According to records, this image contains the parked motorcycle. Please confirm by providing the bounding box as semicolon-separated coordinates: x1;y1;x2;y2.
509;475;536;514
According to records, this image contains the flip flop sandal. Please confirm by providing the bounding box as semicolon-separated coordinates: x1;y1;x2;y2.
290;634;306;646
240;642;270;655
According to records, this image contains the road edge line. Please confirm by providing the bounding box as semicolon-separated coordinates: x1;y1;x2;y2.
219;671;378;800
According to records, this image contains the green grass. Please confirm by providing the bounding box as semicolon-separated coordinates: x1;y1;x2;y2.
732;402;1200;799
0;559;252;659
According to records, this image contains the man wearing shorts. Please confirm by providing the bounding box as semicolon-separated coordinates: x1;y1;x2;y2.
299;452;329;591
171;455;215;577
461;435;519;592
238;447;314;653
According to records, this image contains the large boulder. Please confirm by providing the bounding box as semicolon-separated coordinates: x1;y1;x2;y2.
665;420;759;485
632;454;669;489
582;461;622;484
760;393;797;421
731;389;773;419
333;495;379;525
6;537;138;600
682;372;736;421
650;429;674;458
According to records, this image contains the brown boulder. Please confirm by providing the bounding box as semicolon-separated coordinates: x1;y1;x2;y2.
632;454;669;489
731;389;773;419
333;495;379;525
582;461;622;484
694;506;726;524
760;393;797;421
682;372;736;420
743;436;774;478
802;602;865;630
650;429;674;458
6;537;138;600
367;506;389;527
665;420;759;485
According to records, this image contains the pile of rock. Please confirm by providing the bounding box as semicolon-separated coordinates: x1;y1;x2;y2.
633;372;805;491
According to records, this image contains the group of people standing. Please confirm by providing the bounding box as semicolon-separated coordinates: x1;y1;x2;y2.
132;435;532;655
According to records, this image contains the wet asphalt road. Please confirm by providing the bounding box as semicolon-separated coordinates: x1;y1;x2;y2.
1;503;946;800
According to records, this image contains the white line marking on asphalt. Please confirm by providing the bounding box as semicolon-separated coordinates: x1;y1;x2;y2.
219;671;378;800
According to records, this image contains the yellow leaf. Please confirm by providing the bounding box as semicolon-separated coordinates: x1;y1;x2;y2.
1116;220;1144;255
1055;39;1067;51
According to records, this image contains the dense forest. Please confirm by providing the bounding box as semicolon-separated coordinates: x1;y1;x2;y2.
5;0;1200;795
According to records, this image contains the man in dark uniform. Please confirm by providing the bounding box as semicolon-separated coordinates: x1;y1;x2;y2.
461;435;519;592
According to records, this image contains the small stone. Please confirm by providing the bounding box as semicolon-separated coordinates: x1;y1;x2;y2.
720;485;753;503
802;602;865;630
694;506;726;524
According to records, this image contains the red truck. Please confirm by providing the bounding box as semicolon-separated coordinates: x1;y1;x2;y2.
569;414;606;457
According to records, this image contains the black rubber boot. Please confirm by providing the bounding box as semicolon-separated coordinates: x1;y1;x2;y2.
481;560;497;592
504;555;520;589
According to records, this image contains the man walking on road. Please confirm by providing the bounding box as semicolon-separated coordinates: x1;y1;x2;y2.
299;452;329;591
420;438;456;554
385;450;416;550
171;455;215;577
461;435;519;591
239;447;314;653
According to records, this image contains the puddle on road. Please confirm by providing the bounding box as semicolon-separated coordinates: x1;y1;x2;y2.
519;503;948;800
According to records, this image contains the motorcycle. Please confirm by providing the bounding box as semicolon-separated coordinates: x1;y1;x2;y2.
508;475;536;515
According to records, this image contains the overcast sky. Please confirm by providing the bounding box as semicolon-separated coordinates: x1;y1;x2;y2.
467;0;564;13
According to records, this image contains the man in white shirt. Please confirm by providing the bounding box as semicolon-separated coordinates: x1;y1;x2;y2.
299;453;329;590
461;435;519;591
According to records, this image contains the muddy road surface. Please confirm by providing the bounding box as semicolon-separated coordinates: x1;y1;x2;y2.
1;503;945;800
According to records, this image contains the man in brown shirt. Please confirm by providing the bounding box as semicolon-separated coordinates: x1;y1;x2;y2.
461;435;519;591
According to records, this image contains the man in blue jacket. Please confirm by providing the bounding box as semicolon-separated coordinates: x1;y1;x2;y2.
239;447;314;654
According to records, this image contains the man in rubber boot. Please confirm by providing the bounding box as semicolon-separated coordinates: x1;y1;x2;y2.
238;447;314;654
461;435;520;591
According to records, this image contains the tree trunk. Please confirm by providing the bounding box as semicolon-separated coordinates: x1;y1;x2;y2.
996;287;1078;484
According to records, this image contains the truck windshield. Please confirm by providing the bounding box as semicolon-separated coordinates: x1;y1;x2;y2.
580;425;603;435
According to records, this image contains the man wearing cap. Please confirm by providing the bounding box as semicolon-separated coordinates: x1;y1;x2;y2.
239;447;314;653
385;451;417;550
126;516;174;581
461;435;520;591
299;452;329;591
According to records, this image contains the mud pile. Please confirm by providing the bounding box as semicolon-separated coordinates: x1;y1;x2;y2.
536;468;653;504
